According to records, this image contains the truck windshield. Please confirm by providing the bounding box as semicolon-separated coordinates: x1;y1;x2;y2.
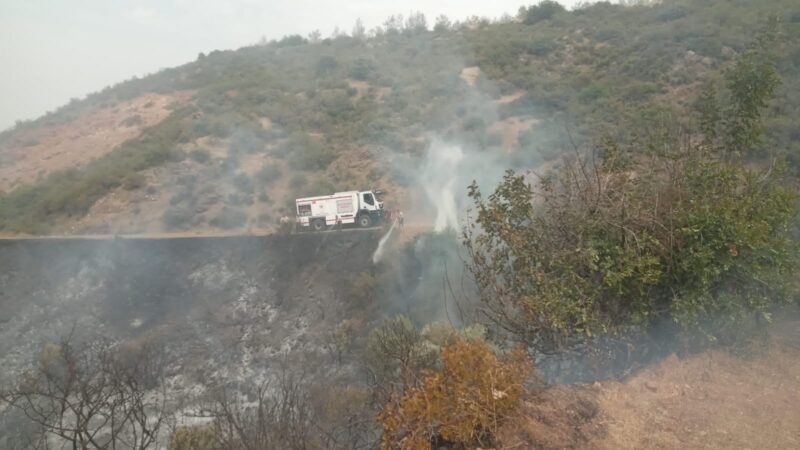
363;193;374;206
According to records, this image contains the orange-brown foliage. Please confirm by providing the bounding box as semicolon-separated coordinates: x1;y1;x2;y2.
378;339;530;449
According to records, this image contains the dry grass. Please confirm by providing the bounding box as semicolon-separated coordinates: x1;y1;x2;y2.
500;326;800;449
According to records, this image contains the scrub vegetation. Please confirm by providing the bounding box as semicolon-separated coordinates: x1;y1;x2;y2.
1;1;799;449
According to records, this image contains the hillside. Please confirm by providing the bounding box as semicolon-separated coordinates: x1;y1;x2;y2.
1;1;800;448
1;234;798;448
1;0;799;235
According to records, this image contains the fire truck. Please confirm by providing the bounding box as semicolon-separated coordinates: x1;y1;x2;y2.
295;190;386;231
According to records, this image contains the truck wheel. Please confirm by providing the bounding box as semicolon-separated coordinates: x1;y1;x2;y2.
312;218;326;231
358;215;371;228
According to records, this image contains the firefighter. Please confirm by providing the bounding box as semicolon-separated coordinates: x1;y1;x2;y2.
398;210;404;227
279;215;292;233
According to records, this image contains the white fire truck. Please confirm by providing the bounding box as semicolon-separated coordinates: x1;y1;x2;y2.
295;190;386;231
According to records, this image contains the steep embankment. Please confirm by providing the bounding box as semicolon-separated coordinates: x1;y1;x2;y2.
0;231;380;391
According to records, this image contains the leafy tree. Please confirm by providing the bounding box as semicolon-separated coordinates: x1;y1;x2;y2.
315;55;339;78
433;15;451;33
519;1;566;25
349;58;376;81
288;135;336;170
365;315;437;390
276;34;307;47
405;12;428;33
190;148;212;164
463;28;797;353
352;18;366;39
256;164;282;184
721;16;781;155
232;172;254;194
308;29;322;43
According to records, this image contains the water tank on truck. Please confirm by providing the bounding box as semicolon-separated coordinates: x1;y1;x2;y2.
295;190;386;231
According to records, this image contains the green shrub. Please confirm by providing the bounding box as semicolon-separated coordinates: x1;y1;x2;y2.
168;425;219;450
520;1;566;25
287;136;336;171
579;82;609;103
122;173;146;190
221;155;239;174
256;164;282;184
190;148;212;163
530;36;558;56
120;115;144;127
162;206;195;230
289;173;307;190
656;4;690;22
315;55;338;77
232;173;254;193
464;32;796;350
230;130;264;154
349;272;377;308
210;206;247;229
349;57;375;80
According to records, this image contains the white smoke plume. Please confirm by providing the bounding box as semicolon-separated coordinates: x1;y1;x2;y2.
421;140;464;232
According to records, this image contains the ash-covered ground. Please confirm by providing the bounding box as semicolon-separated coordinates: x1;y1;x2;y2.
0;232;381;419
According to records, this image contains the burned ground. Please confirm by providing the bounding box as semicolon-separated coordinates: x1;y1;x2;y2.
0;231;381;398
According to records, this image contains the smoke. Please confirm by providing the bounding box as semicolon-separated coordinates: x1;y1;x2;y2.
411;138;511;233
421;141;463;231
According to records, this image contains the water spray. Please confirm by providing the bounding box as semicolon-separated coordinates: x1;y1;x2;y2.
372;219;398;263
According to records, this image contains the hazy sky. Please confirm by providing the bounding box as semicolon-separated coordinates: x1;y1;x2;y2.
1;0;583;131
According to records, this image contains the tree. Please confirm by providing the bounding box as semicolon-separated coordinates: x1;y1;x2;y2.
349;58;375;81
332;319;361;364
365;316;438;396
0;334;169;449
308;29;322;43
207;374;313;450
520;1;566;25
433;15;451;32
383;15;404;35
721;15;781;155
205;374;376;450
463;25;796;353
378;339;529;449
315;55;339;78
405;12;427;33
352;18;366;39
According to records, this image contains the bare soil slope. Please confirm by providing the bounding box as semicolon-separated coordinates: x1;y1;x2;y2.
503;329;800;449
0;92;193;193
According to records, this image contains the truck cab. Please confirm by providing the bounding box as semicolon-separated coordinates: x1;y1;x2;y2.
357;190;385;228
